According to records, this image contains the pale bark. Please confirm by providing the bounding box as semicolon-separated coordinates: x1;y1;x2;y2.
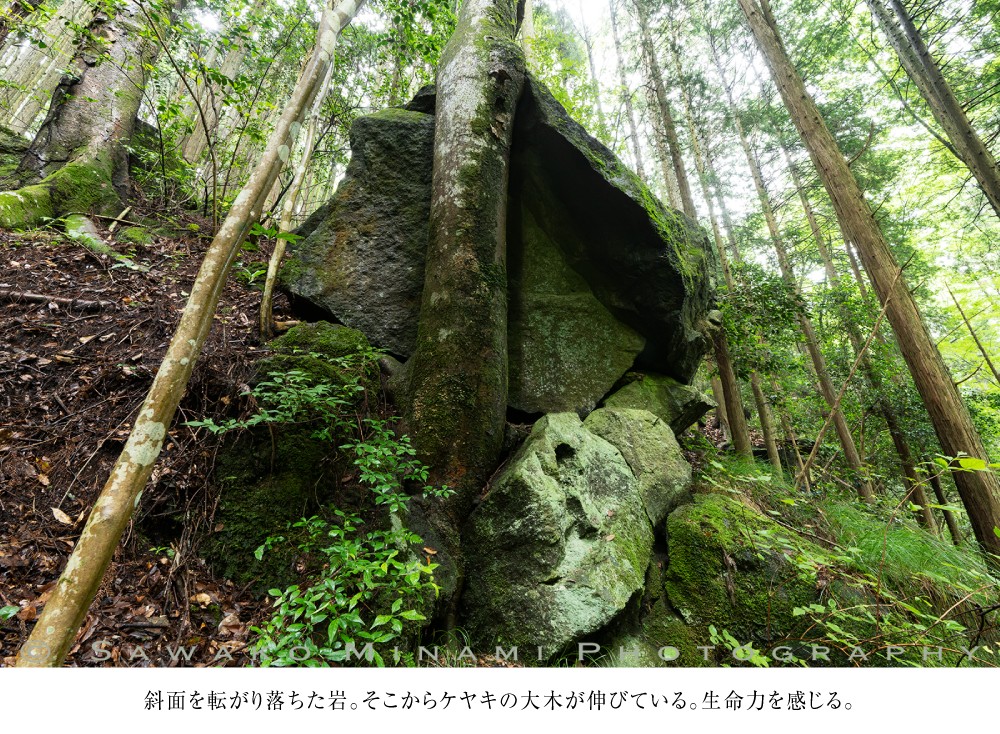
577;0;606;130
609;0;645;183
739;0;1000;556
180;0;264;164
866;0;1000;220
0;0;95;133
16;0;365;668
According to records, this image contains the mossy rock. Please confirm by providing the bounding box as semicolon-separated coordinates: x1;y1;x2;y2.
258;321;379;397
119;226;153;245
203;426;341;595
202;322;378;595
604;494;936;667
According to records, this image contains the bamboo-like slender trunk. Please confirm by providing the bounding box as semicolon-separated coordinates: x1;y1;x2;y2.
634;0;694;217
780;139;938;524
713;46;874;500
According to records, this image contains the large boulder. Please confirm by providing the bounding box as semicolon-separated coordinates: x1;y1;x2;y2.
583;407;691;526
279;108;435;357
510;77;717;383
461;412;688;654
282;77;717;414
507;201;646;416
601;372;716;436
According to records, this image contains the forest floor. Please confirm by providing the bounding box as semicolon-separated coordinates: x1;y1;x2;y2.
0;215;557;667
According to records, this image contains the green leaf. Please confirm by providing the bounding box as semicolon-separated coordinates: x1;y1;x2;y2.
959;457;988;471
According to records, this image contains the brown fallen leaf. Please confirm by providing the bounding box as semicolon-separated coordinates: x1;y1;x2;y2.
37;474;50;486
52;507;72;524
604;534;616;541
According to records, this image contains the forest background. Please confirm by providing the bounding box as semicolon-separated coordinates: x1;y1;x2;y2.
3;0;1000;666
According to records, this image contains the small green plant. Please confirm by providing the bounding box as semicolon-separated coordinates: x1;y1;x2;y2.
1;605;19;621
148;545;175;559
251;511;440;667
188;345;451;666
233;260;268;285
707;625;770;667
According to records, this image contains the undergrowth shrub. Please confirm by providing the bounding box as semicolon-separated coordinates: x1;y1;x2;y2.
188;345;452;666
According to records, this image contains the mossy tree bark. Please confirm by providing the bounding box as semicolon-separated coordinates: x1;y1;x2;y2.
739;0;1000;556
0;0;181;227
405;0;526;526
16;0;365;668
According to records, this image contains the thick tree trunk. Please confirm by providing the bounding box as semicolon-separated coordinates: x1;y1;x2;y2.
1;0;180;227
739;0;1000;556
866;0;1000;220
405;0;526;526
609;0;645;183
16;0;365;668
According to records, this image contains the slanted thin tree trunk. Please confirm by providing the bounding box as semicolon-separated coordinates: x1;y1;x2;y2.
782;139;935;527
405;0;526;527
739;0;1000;556
865;0;1000;220
609;0;645;183
713;48;874;500
16;0;365;668
635;0;694;217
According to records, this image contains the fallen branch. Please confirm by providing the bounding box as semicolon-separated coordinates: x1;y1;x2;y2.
0;289;117;311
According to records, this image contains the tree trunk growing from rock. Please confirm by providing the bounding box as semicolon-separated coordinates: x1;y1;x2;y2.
405;0;526;526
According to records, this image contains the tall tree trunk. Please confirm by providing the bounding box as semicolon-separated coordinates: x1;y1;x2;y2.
713;46;874;500
405;0;526;528
865;0;1000;220
1;0;181;225
16;0;366;668
782;138;935;525
609;0;645;183
577;0;606;133
0;0;95;134
634;0;695;217
738;0;1000;556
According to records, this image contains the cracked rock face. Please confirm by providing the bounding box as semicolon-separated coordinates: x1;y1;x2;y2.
281;78;717;415
460;411;691;654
